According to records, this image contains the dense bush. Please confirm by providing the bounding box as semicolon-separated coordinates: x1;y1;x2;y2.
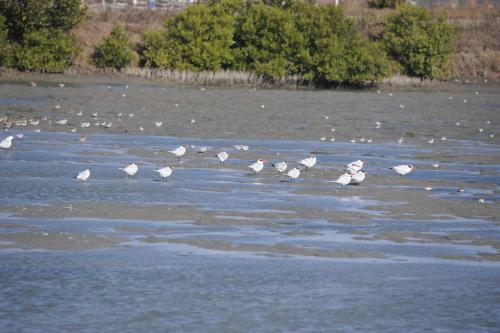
382;5;455;79
141;0;389;85
369;0;405;9
0;0;86;72
14;29;79;72
93;26;133;69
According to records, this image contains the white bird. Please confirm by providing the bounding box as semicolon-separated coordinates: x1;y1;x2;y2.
398;137;404;144
92;112;98;118
80;122;90;128
30;120;39;126
330;173;352;189
300;155;316;171
197;146;207;154
0;136;14;151
390;164;414;175
77;111;83;116
216;151;229;164
272;161;288;173
169;145;186;160
56;119;67;125
74;169;90;181
15;133;24;139
120;163;138;177
155;166;173;181
350;171;367;185
248;159;267;174
58;83;65;88
424;186;433;191
154;121;163;127
346;160;363;173
286;167;300;182
70;128;77;133
427;138;434;144
432;163;440;168
129;113;134;117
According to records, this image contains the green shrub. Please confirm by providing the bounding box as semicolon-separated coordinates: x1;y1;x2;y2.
93;26;133;70
14;29;79;72
382;5;456;79
0;14;9;66
369;0;405;9
0;0;86;43
160;2;237;71
140;28;170;68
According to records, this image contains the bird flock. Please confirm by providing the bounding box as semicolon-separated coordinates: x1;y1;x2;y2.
1;133;415;190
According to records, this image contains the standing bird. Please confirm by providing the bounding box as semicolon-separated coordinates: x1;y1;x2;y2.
300;155;316;171
0;136;14;151
330;173;352;190
216;151;229;164
120;163;138;178
286;167;300;182
74;169;90;181
248;159;267;174
272;161;288;174
155;166;173;181
390;164;414;176
169;145;186;161
345;160;363;174
197;146;207;154
350;171;366;185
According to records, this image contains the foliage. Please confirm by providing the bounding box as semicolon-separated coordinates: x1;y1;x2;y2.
140;28;170;68
0;0;86;43
382;5;456;79
93;26;133;70
14;29;79;72
0;14;9;66
369;0;405;9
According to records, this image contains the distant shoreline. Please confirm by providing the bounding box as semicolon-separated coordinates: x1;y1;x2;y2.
1;67;494;90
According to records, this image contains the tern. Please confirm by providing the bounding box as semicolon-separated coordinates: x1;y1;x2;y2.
56;119;67;125
248;159;267;174
155;166;173;181
120;163;138;178
80;122;90;128
286;167;300;182
272;161;288;173
169;145;186;161
346;160;364;174
74;169;90;181
330;173;352;190
216;151;229;164
390;164;414;175
154;121;163;127
0;136;14;151
350;171;366;185
300;155;316;171
197;146;207;154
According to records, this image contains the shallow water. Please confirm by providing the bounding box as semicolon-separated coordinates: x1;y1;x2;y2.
0;76;499;332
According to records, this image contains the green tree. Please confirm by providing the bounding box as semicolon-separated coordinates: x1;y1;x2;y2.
93;26;133;70
14;29;79;72
369;0;405;9
0;15;10;66
140;28;170;68
0;0;86;42
382;5;455;79
233;1;304;79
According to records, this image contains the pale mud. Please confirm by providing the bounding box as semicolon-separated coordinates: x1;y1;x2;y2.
0;231;125;251
137;237;386;259
0;74;499;145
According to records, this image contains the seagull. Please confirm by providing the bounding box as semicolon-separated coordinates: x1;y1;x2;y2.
398;137;404;144
286;167;300;182
0;136;14;151
424;186;433;191
390;164;414;175
56;119;68;125
74;169;90;181
15;133;23;139
248;159;267;174
216;151;229;164
197;146;207;154
119;163;138;178
77;111;83;116
330;173;352;190
169;145;186;160
78;135;87;143
30;120;39;126
427;138;434;144
350;171;366;185
154;121;163;127
346;160;364;173
92;112;98;118
432;163;440;168
155;166;173;181
272;161;288;173
300;155;316;171
80;122;90;128
70;128;77;133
